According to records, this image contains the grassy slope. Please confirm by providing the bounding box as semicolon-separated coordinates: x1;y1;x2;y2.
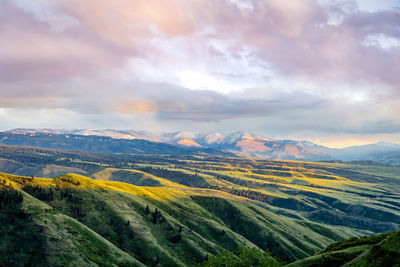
287;231;400;266
4;146;400;226
0;171;361;265
24;192;143;267
2;155;400;265
0;185;142;266
0;158;89;178
94;161;400;234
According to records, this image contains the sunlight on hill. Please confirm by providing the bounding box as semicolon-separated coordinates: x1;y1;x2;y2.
0;172;189;201
92;168;186;188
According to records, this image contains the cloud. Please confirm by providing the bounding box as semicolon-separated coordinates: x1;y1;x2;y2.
116;100;157;113
0;0;139;81
0;0;400;141
2;0;399;85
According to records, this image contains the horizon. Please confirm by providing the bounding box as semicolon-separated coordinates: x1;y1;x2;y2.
1;0;400;148
2;127;400;149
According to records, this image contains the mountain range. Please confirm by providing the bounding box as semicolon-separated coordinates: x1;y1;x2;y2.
1;130;400;265
2;128;400;164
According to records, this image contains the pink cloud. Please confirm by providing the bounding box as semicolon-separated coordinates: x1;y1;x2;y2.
3;0;398;86
1;0;400;136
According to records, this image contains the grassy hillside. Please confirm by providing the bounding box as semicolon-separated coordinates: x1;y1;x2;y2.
0;184;142;266
287;231;400;266
91;159;400;235
1;146;400;265
1;171;365;266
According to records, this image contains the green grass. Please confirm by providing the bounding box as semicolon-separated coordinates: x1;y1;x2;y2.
286;245;368;267
0;187;141;267
1;154;400;266
1;171;365;265
287;231;400;266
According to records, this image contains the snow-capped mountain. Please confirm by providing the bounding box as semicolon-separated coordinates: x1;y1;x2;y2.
4;128;400;162
3;129;330;160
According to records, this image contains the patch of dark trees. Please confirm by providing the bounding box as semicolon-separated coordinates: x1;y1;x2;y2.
0;189;48;266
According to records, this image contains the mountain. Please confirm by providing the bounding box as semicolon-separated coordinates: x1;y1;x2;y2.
5;128;162;142
3;129;400;163
278;139;332;152
160;131;202;147
282;140;400;164
2;129;331;160
0;131;233;157
196;132;330;160
330;142;400;161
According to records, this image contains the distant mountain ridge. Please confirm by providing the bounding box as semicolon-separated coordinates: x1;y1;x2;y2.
0;131;234;157
3;128;400;163
2;129;330;160
280;140;400;164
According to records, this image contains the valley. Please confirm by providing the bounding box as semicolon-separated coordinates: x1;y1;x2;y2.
1;143;400;265
4;0;400;265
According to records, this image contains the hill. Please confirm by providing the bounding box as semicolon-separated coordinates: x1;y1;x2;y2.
1;144;400;235
0;180;142;266
287;230;400;266
0;171;357;266
1;145;400;265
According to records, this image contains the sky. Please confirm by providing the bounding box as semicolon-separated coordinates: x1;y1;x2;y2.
0;0;399;148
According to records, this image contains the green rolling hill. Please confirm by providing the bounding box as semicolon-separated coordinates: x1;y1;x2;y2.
287;231;400;266
1;172;356;266
1;145;400;265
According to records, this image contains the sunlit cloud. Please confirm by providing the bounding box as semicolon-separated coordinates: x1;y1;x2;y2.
363;33;400;50
0;0;399;145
